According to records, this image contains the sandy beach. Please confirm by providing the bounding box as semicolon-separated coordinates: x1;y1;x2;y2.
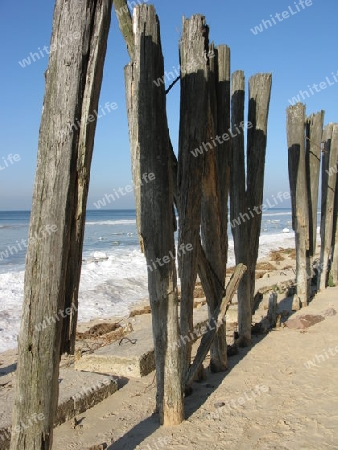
1;247;337;449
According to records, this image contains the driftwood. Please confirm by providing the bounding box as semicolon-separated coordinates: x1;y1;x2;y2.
10;1;112;448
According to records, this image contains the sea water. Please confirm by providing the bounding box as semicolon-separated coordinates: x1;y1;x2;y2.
0;208;303;352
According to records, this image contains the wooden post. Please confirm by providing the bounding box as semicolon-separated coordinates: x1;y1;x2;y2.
230;70;251;345
305;111;324;261
125;5;184;425
319;124;338;290
10;1;112;448
200;43;227;372
246;73;272;318
212;45;231;369
331;169;338;284
178;15;209;376
287;103;310;305
215;45;231;269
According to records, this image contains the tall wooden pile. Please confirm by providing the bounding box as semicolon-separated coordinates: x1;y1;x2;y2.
287;103;328;306
10;1;112;448
230;71;272;345
117;3;248;424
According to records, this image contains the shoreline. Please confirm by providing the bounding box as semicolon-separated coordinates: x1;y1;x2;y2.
0;245;298;367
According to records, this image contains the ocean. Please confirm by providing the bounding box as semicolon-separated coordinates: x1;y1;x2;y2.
0;208;299;352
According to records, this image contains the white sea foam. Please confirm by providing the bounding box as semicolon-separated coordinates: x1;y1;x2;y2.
85;219;136;226
0;231;296;353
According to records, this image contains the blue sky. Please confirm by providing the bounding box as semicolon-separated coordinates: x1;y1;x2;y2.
0;0;337;210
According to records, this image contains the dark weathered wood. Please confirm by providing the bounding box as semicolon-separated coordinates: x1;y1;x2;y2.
331;167;338;284
287;103;310;305
319;123;338;290
246;73;272;326
113;0;134;58
210;45;231;370
200;43;227;372
10;1;112;448
185;263;247;387
178;15;209;376
305;111;324;258
216;44;231;268
62;0;113;355
230;70;251;345
125;5;183;425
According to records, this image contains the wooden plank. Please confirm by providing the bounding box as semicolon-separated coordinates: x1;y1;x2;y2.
287;103;310;305
125;4;183;425
185;264;247;387
305;111;324;258
10;1;112;448
178;14;209;376
319;123;338;290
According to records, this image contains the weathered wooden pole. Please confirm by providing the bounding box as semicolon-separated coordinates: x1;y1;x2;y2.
178;15;209;376
246;73;272;316
200;43;227;372
211;44;231;370
230;70;251;345
62;1;114;355
319;123;338;290
125;5;184;425
287;103;310;305
10;1;112;448
215;44;231;267
331;170;338;284
305;111;324;261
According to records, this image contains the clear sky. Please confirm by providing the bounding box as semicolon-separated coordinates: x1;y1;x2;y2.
0;0;337;210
